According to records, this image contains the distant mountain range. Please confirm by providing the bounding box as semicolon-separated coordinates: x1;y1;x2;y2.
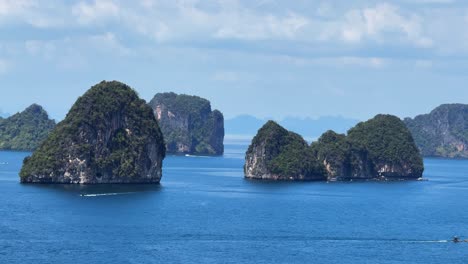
225;115;360;140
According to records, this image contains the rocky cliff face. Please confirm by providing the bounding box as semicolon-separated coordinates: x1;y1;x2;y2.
245;115;424;182
404;104;468;158
311;130;351;179
244;121;326;181
20;81;166;184
313;115;424;180
0;104;55;151
148;92;224;155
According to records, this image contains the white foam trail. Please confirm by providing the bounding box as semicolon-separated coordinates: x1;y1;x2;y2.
184;154;210;158
80;192;134;197
411;240;448;243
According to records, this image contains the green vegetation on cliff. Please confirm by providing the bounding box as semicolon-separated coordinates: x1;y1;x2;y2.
404;104;468;158
20;81;166;183
311;130;350;178
246;121;325;180
148;92;224;155
348;114;423;174
0;104;55;151
246;115;424;181
311;115;423;179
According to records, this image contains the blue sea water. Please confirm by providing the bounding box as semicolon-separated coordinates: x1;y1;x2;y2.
1;142;468;264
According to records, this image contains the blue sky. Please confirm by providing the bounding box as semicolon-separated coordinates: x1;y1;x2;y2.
1;0;468;121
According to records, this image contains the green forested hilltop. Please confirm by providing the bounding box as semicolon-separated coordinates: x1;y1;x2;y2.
20;81;166;184
148;92;224;155
246;115;424;181
0;104;55;151
245;120;326;181
346;114;424;178
404;104;468;158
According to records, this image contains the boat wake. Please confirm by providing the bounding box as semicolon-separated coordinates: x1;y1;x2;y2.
412;240;448;243
80;192;135;197
185;154;210;158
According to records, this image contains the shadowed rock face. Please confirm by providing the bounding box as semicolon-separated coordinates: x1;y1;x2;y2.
148;92;224;156
0;104;55;151
404;104;468;159
20;81;166;184
244;121;326;181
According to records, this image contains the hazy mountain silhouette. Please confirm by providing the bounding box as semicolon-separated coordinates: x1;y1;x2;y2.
225;115;360;139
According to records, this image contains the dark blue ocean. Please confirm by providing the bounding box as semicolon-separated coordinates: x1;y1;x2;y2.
1;141;467;264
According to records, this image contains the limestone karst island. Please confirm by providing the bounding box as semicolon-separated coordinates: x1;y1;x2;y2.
7;84;466;184
3;2;468;263
148;92;224;156
20;81;166;184
0;104;55;151
245;115;424;181
404;104;468;159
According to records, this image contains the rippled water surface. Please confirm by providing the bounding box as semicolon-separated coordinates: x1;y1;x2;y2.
1;142;468;263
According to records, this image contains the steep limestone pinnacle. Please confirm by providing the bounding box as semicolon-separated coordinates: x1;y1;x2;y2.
148;92;224;156
20;81;166;184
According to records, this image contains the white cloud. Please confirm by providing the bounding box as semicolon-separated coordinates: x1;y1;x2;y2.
19;32;131;72
72;0;120;25
86;32;131;56
214;12;309;40
117;1;310;42
314;56;387;68
316;2;333;17
0;0;35;16
262;54;388;68
402;0;454;3
339;3;432;47
2;0;468;63
0;0;66;28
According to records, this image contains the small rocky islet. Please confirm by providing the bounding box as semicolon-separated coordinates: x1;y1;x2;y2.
245;115;424;181
148;92;224;156
20;81;166;184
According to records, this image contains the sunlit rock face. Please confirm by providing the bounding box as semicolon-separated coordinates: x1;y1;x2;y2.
148;92;224;156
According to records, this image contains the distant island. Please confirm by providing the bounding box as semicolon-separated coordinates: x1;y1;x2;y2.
245;115;424;181
20;81;166;184
404;104;468;159
0;104;55;151
148;92;224;156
